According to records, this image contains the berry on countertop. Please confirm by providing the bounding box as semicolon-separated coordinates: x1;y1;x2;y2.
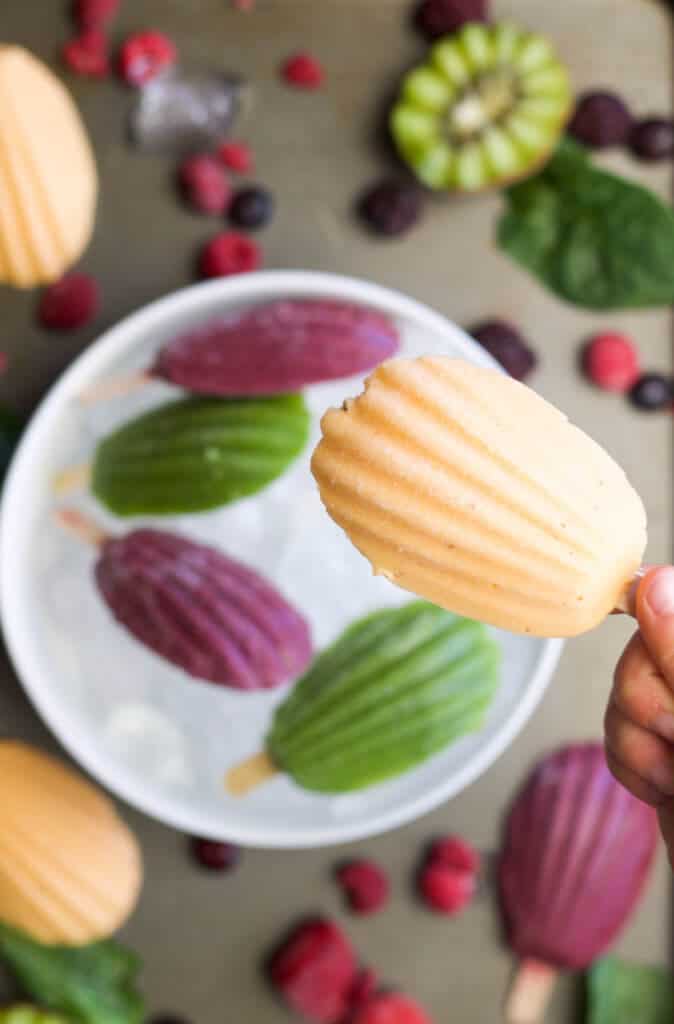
352;993;433;1024
419;859;477;915
427;835;480;874
414;0;489;40
73;0;119;29
233;0;256;8
190;837;240;871
629;117;674;161
118;31;177;87
282;53;325;90
218;141;254;174
469;320;536;381
582;332;640;393
348;969;379;1014
335;860;390;915
628;372;673;411
270;919;357;1024
567;91;633;148
38;273;100;330
229;186;274;230
358;180;424;238
199;232;262;278
149;1015;191;1024
179;155;232;215
62;29;109;77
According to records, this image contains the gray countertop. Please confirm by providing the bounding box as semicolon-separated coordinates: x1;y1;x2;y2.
0;1;672;1020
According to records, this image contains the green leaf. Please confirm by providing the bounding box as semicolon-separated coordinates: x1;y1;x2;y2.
0;1006;68;1024
588;956;673;1024
0;924;144;1024
499;137;674;309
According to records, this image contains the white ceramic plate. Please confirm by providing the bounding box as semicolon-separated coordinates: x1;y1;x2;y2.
0;272;563;848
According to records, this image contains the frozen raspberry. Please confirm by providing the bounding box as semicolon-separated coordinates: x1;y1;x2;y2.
352;993;433;1024
629;372;673;412
270;919;357;1024
568;91;633;149
118;31;177;87
73;0;119;29
629;118;674;161
358;180;424;238
218;141;254;174
348;970;379;1014
335;860;389;915
38;273;100;330
415;0;489;40
229;186;274;230
282;53;325;90
190;838;240;871
179;155;232;215
469;319;536;381
582;332;640;393
427;836;480;874
419;860;476;915
199;232;262;278
62;30;109;77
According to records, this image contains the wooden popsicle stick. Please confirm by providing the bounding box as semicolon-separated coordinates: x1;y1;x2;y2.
55;507;109;547
54;464;91;496
225;751;278;796
79;370;151;406
613;566;648;617
505;960;558;1024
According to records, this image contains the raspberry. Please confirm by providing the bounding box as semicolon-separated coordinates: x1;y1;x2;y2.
427;835;480;874
199;232;262;278
229;186;274;230
190;838;240;871
469;319;536;381
629;118;674;161
38;273;100;330
348;969;379;1013
179;155;232;215
62;30;109;77
629;372;673;411
419;860;476;915
358;180;424;237
282;53;325;90
415;0;489;40
335;860;389;915
582;332;640;393
568;91;633;149
218;141;254;174
73;0;119;29
118;31;177;87
270;919;357;1024
352;993;433;1024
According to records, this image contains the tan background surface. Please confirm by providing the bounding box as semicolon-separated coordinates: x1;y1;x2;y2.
0;0;672;1020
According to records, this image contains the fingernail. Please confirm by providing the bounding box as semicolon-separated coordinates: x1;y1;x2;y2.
644;568;674;617
653;712;674;744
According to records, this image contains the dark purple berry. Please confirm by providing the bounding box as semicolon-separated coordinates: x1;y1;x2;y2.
415;0;489;40
358;180;423;237
228;186;274;230
149;1016;190;1024
469;319;537;381
629;118;674;161
568;91;633;149
190;837;241;871
628;372;673;411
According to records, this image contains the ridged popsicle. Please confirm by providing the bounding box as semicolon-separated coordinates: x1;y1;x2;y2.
312;357;647;637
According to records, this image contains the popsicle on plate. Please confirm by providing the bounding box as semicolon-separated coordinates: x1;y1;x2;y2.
312;357;647;638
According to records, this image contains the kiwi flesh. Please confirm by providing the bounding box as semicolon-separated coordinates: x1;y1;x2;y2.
391;21;572;192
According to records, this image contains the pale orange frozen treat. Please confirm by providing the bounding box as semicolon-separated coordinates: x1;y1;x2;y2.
0;741;142;945
312;357;646;638
0;46;97;288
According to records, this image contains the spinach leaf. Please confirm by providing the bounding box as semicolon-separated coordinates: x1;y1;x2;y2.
499;137;674;310
588;956;673;1024
0;924;143;1024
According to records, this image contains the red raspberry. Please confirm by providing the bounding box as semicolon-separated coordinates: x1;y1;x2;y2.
335;860;389;915
199;232;262;278
347;969;379;1014
73;0;120;29
62;30;109;77
270;919;357;1024
582;332;640;393
352;993;433;1024
282;53;325;90
38;273;100;330
217;141;254;174
118;31;177;87
179;155;232;215
427;836;480;874
419;860;476;916
190;838;240;871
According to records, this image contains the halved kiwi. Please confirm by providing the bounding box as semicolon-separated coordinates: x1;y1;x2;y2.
390;21;572;192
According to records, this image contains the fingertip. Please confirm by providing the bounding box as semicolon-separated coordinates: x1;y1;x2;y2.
637;566;674;622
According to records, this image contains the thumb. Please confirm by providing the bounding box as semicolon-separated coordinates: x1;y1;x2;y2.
635;567;674;692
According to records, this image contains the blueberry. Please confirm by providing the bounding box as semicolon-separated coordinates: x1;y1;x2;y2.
358;179;424;237
469;319;537;381
568;91;633;149
190;837;241;871
629;118;674;161
628;372;673;411
229;186;274;230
